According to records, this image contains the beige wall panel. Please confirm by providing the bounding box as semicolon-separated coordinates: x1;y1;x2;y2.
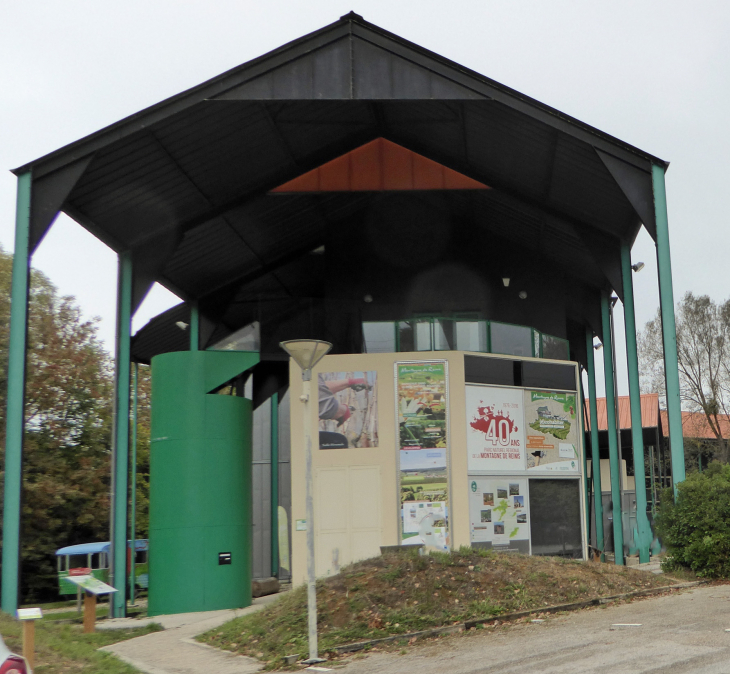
317;532;349;576
349;466;381;531
351;530;383;563
317;467;350;532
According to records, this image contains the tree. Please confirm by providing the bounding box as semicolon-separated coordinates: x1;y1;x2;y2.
0;246;152;601
638;292;730;467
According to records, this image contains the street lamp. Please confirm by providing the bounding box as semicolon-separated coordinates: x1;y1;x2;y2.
279;339;332;664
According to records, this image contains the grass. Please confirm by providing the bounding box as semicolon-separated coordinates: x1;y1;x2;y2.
0;612;161;673
199;547;672;669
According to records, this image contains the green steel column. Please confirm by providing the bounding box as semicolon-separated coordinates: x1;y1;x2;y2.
585;328;605;560
652;164;685;492
579;378;590;533
129;362;138;606
620;243;653;562
2;172;32;615
270;392;279;577
649;445;657;517
110;251;133;617
601;292;624;564
190;302;199;351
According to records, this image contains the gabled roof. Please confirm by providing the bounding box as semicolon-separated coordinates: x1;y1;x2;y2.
13;13;667;354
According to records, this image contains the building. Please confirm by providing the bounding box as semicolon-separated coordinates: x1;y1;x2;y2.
3;14;685;616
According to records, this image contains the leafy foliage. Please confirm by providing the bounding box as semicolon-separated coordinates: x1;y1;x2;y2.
655;462;730;577
0;246;150;601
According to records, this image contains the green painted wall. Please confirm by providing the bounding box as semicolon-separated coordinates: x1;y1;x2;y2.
148;350;258;616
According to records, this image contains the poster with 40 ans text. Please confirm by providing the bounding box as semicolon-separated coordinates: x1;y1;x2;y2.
466;385;526;472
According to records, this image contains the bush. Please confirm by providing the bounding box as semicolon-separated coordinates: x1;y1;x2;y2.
655;462;730;577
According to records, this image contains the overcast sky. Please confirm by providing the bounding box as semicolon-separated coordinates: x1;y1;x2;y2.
2;1;729;397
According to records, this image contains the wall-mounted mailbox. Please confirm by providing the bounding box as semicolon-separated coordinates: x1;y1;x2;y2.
219;552;232;565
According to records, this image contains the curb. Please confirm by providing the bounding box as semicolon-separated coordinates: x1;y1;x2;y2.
330;580;706;654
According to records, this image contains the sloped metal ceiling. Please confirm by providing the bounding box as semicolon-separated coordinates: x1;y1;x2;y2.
14;12;665;362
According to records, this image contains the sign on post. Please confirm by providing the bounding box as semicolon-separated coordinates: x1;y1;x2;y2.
65;575;118;633
16;608;42;669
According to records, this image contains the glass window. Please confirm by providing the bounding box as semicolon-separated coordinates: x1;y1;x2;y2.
522;361;576;390
490;322;533;357
455;321;487;352
534;330;541;358
434;319;455;350
209;322;260;351
529;479;583;558
399;320;432;351
363;322;396;353
541;334;570;361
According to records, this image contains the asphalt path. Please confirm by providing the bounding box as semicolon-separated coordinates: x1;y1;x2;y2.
335;583;730;674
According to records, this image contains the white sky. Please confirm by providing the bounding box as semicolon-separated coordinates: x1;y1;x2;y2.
2;1;729;397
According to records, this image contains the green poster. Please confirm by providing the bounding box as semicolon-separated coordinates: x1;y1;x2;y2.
397;362;447;450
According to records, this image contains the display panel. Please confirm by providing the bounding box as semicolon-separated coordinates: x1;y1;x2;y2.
528;479;582;557
524;391;579;473
318;371;378;448
397;361;449;550
468;476;529;551
466;385;525;472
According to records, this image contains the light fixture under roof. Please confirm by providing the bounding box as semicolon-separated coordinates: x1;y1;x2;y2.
631;261;645;273
518;291;527;299
175;321;189;331
363;294;373;303
502;277;510;287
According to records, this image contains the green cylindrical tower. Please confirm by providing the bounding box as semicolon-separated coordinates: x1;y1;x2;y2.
148;349;259;616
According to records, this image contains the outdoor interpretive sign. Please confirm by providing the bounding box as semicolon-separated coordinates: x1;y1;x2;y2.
318;371;378;448
397;361;449;551
64;575;118;595
468;477;529;547
524;391;579;473
466;385;525;472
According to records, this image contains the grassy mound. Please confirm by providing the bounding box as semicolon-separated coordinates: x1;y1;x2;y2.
200;547;670;669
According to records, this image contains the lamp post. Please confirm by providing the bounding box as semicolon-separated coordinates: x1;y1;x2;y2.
279;339;332;664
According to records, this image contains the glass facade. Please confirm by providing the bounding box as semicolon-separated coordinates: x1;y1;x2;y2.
363;318;570;361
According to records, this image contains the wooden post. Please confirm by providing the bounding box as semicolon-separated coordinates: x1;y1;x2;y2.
83;592;97;633
22;621;34;669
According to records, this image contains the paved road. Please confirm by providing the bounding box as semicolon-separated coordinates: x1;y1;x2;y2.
336;584;730;674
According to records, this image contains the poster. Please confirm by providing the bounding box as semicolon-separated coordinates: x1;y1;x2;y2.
469;477;529;546
466;385;525;472
318;371;378;449
524;390;579;473
397;361;449;550
397;362;447;450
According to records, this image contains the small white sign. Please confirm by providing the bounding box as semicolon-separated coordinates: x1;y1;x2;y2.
559;443;576;458
17;608;42;620
295;519;307;531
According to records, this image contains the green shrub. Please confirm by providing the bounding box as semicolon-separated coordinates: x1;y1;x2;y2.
655;462;730;577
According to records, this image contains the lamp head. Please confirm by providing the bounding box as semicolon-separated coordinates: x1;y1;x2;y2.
502;277;510;287
631;261;645;273
280;339;333;379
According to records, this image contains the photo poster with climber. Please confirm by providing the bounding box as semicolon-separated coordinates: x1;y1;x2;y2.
397;361;449;550
523;390;580;473
465;385;526;472
468;477;529;546
318;371;378;449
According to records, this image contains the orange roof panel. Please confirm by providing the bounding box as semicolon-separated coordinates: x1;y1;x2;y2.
271;138;489;193
586;393;659;430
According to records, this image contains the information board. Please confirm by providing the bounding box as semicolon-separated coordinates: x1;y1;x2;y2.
466;385;525;472
523;390;579;473
468;477;529;546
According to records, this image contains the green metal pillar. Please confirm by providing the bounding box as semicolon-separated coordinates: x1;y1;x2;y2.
190;302;199;351
620;243;653;562
601;292;624;564
110;251;133;617
579;378;590;533
271;392;279;578
652;164;685;492
2;172;32;615
129;362;139;606
585;328;605;561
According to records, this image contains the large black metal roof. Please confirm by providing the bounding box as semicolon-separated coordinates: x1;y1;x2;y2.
15;12;667;365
